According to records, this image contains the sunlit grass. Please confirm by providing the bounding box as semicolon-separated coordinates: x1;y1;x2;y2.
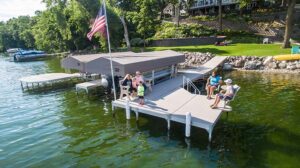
144;43;291;56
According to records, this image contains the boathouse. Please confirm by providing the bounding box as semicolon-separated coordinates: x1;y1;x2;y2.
61;50;185;77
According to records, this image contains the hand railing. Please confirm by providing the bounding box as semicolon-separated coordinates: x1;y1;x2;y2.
182;76;201;95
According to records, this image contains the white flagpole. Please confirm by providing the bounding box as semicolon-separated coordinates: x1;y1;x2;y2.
103;0;117;101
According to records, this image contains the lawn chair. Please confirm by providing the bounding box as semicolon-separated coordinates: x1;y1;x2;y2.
223;84;240;108
208;77;222;94
263;38;271;44
291;46;300;54
119;80;130;100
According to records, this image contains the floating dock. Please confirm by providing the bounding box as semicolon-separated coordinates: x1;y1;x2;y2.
19;73;81;90
76;79;105;94
112;56;229;142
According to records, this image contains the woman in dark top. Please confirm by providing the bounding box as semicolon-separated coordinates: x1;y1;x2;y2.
122;74;134;94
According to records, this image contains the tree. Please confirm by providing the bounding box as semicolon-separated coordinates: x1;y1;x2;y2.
218;0;222;31
32;10;68;52
0;16;36;51
64;0;91;50
238;0;252;16
282;0;296;48
110;0;134;50
128;0;160;47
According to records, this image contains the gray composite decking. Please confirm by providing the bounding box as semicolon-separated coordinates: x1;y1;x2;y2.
19;73;81;90
112;56;229;142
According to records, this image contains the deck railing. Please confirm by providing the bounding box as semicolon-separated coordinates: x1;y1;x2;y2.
182;76;201;95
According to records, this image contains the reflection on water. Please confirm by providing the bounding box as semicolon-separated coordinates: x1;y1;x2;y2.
0;57;299;167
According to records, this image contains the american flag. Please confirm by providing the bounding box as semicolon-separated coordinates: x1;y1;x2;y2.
87;5;106;40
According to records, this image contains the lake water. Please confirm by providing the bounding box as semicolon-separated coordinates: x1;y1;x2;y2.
0;56;299;168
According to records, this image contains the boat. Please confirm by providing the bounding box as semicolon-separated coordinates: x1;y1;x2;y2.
7;48;22;54
11;49;48;62
274;54;300;61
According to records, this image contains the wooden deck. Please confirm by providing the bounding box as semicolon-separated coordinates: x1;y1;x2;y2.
112;56;228;142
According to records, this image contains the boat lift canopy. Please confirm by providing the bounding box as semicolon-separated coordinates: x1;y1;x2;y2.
61;50;185;76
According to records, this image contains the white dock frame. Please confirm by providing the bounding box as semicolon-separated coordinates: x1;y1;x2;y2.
112;56;229;142
19;73;81;90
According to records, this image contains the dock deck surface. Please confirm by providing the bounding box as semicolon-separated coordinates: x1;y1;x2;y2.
112;56;228;141
19;73;81;90
76;79;103;94
19;73;80;83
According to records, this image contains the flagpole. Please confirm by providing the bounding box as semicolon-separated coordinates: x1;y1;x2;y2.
103;0;117;101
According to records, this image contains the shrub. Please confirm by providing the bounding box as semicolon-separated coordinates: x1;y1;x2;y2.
189;15;216;21
130;38;147;47
153;22;217;39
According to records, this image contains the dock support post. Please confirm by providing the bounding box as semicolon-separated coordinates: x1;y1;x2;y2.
185;112;191;137
166;115;171;130
111;104;114;110
208;127;213;142
126;100;130;120
135;110;139;121
152;70;155;85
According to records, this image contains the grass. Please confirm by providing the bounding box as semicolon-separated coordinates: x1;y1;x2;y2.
144;43;291;56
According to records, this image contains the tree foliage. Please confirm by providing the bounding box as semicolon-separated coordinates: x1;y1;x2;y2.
0;16;36;51
0;0;297;52
0;0;123;53
127;0;160;46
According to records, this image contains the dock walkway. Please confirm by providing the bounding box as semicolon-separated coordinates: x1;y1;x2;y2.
19;73;81;90
112;56;228;141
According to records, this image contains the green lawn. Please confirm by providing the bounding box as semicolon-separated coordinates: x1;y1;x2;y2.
145;43;290;56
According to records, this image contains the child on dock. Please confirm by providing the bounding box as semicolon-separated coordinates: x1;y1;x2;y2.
137;81;145;105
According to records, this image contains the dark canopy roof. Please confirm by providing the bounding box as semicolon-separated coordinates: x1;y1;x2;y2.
61;50;185;76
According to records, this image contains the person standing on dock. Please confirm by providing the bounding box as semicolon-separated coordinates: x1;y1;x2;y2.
137;81;145;106
135;71;144;84
206;71;222;99
135;71;147;91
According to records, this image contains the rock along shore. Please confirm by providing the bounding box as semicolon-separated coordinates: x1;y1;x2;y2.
180;52;300;73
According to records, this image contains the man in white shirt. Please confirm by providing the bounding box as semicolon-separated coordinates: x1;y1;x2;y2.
211;79;234;109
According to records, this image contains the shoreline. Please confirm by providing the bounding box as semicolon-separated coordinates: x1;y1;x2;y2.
182;52;300;74
232;68;300;74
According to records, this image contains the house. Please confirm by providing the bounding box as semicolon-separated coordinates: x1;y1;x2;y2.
190;0;258;15
163;3;175;17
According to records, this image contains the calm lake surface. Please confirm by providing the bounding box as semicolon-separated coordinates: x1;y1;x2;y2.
0;56;300;168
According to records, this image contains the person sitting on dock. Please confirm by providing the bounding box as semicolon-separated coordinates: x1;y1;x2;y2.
137;81;145;106
206;71;222;99
122;74;134;95
210;79;234;109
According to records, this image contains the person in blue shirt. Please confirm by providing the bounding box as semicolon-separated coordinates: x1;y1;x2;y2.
206;70;222;99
